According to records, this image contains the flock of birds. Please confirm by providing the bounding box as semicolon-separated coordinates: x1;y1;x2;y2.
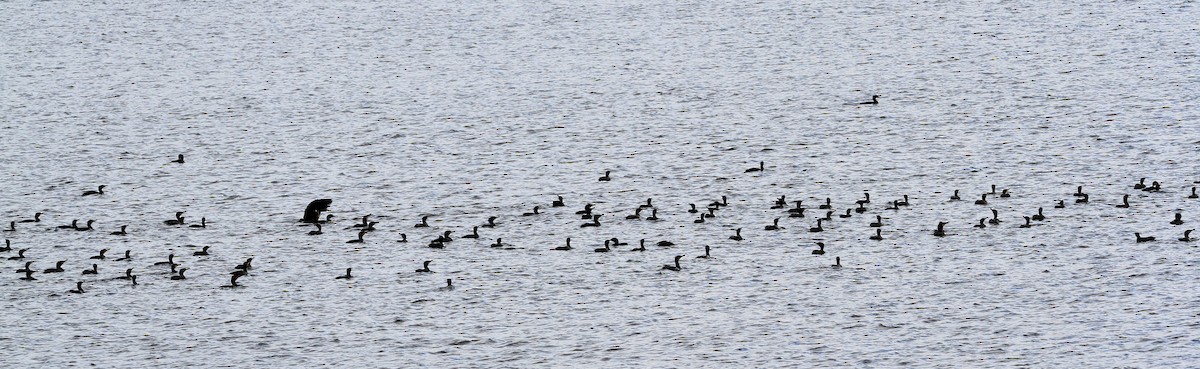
4;153;1199;296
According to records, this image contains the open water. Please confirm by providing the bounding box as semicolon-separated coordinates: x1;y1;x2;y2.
2;0;1198;367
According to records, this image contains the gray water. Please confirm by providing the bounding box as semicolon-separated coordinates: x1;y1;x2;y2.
2;0;1199;367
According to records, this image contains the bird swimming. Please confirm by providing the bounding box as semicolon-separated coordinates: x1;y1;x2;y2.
111;225;128;236
859;95;880;105
415;216;430;227
812;242;825;255
335;268;353;280
598;171;611;181
82;185;106;196
729;228;743;241
661;255;684;271
416;261;433;273
171;154;185;163
745;161;764;173
18;213;41;223
193;246;210;256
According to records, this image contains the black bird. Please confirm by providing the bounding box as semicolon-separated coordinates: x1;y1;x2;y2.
1133;178;1146;189
610;238;628;246
221;274;243;288
638;198;654;209
415;216;430;228
347;229;367;243
1075;194;1089;203
896;195;910;206
117;268;134;280
335;268;353;280
869;229;883;240
490;238;503;248
974;218;987;228
819;198;832;209
745;161;764;173
661;255;684;271
482;216;498;228
656;240;675;247
553;238;573;251
171;268;188;280
164;212;184;226
581;214;602;228
397;233;408;243
933;222;948;237
989;209;1001;225
1019;216;1032;228
434;231;453;243
308;223;323;235
999;189;1011;198
696;246;711;259
598;171;612;181
439;279;454;291
1189;187;1198;199
645;209;659;221
416;261;433;273
840;209;853;218
729;228;743;241
0;239;10;252
74;219;95;231
950;190;961;201
859;95;880;105
56;220;77;230
1116;194;1130;208
522;206;541;216
811;242;825;255
765;218;782;231
594;240;611;253
352;214;372;228
631;239;647;252
189;217;207;228
832;257;842;268
576;203;594;215
111;225;128;236
82;264;98;275
82;185;106;196
1135;233;1155;243
789;207;806;218
171;154;185;163
809;219;824;233
463;226;480;239
626;208;643;220
68;282;85;294
869;215;883;227
1032;207;1046;221
16;261;34;273
19;270;35;281
115;250;132;261
18;213;41;223
975;194;988;205
552;195;565;207
856;192;871;205
787;200;804;213
90;249;108;260
234;258;253;271
153;254;176;266
708;196;728;209
8;248;28;260
193;246;210;256
1171;213;1184;225
1143;181;1161;192
44;261;65;273
1074;186;1086;197
855;203;867;213
1180;229;1194;242
688;204;699;213
1054;200;1066;208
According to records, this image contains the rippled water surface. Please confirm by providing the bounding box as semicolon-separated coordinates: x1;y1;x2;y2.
3;0;1199;367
